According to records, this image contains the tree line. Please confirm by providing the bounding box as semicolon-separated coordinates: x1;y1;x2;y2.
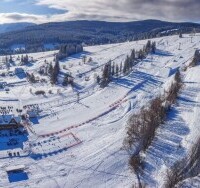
100;40;156;87
57;44;83;60
123;70;182;187
0;20;199;55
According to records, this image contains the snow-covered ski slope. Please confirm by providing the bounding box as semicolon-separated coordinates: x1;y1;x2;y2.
0;34;200;187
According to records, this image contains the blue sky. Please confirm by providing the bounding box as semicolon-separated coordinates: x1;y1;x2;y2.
0;0;199;24
0;0;65;15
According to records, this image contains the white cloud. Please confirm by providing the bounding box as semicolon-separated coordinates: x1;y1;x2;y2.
0;0;199;24
0;13;46;24
35;0;200;22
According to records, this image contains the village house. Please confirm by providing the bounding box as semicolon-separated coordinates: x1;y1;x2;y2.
0;115;22;130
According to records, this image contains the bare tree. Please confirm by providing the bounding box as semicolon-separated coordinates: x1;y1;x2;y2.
164;138;200;188
124;70;183;187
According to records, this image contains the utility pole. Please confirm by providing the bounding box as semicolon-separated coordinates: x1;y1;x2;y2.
77;92;80;103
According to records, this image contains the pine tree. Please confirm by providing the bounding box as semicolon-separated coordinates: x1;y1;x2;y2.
128;56;131;72
151;42;156;54
190;50;200;67
102;64;109;81
120;62;123;74
51;60;60;84
111;63;115;76
28;73;36;83
9;55;13;63
21;55;24;64
62;75;68;86
116;64;119;77
123;55;132;74
130;49;135;62
54;59;60;75
96;75;100;83
102;61;112;82
138;49;145;59
48;63;54;75
24;54;29;64
107;60;112;78
145;40;151;54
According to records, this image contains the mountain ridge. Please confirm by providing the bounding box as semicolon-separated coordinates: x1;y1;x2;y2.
0;22;36;34
0;19;199;54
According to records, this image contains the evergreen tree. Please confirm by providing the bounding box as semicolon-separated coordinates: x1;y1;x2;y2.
145;40;151;54
4;56;8;64
62;75;68;86
107;60;112;78
130;49;135;62
151;42;156;54
57;44;84;60
102;61;112;82
24;54;29;64
27;73;36;83
48;63;54;75
30;73;36;83
21;55;24;63
123;62;126;74
111;63;115;76
138;49;145;59
120;62;123;74
116;64;119;77
96;75;100;83
190;50;200;67
9;55;13;63
51;60;60;84
123;55;131;74
102;64;109;81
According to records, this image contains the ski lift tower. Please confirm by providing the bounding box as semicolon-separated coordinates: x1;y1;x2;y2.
178;42;181;50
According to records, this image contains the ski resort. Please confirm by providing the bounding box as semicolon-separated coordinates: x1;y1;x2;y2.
0;31;199;187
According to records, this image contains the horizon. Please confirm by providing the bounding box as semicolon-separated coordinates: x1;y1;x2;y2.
0;0;199;24
0;19;200;26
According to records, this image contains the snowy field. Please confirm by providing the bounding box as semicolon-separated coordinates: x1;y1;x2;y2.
0;34;200;187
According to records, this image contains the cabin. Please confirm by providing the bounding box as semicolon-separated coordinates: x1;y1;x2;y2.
0;115;22;130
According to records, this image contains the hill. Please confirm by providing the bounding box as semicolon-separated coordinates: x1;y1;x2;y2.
0;22;35;34
0;34;199;187
0;20;200;54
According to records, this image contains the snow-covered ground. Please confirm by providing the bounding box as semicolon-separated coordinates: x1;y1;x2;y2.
0;34;200;187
